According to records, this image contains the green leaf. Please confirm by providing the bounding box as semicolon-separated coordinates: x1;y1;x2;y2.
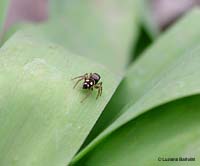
82;9;200;143
0;30;118;166
72;95;200;166
18;0;140;74
3;1;154;73
0;0;10;42
71;9;200;163
137;0;159;39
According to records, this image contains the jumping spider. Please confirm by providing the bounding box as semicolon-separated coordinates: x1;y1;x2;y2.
72;73;103;102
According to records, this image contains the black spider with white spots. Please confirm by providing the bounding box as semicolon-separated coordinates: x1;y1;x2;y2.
72;73;103;102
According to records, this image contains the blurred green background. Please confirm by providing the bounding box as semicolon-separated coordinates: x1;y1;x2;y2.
0;1;200;166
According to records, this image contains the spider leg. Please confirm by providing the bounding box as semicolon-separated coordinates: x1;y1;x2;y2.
94;82;103;99
99;85;102;96
71;73;88;80
89;73;93;77
73;78;84;89
72;73;88;89
81;88;93;103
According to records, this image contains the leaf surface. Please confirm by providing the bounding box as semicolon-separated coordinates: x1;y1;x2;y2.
72;9;200;163
73;95;200;166
83;9;200;142
21;0;141;74
0;0;10;42
0;30;118;166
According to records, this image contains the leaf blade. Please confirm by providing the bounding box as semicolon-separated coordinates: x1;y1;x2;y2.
17;0;140;74
72;9;200;163
73;95;200;165
0;30;118;166
0;0;10;42
83;9;200;142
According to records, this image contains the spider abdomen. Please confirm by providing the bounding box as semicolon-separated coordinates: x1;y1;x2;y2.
90;73;100;84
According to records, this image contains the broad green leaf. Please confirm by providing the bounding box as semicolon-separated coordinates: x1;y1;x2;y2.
82;9;200;144
1;23;23;46
0;0;10;42
23;0;140;74
0;30;118;166
137;0;159;39
72;95;200;166
129;26;153;63
72;9;200;163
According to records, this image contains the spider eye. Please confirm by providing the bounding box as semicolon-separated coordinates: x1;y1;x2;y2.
83;83;88;89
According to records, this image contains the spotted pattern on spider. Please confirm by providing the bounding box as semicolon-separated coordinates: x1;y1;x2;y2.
72;73;103;102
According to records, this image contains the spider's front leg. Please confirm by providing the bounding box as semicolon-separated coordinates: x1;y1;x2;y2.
94;82;103;99
71;73;88;89
81;87;93;103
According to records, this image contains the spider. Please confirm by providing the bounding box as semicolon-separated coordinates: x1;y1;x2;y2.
72;73;103;102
